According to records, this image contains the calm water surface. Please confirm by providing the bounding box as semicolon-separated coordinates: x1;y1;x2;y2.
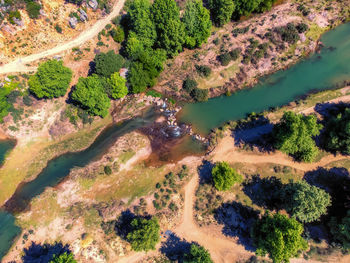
180;23;350;134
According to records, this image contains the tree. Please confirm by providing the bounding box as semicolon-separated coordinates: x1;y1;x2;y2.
184;243;213;263
128;49;167;93
282;181;331;223
49;252;77;263
26;1;41;19
211;161;242;191
152;0;185;56
111;26;125;43
107;72;128;99
93;51;125;78
252;213;308;263
323;108;350;155
127;0;156;49
329;210;350;250
273;112;322;162
71;75;110;117
208;0;235;27
182;0;212;49
234;0;262;18
29;60;73;99
127;217;160;251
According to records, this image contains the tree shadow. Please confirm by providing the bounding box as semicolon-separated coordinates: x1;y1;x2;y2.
214;201;259;251
231;116;274;153
314;101;350;120
242;175;283;210
197;160;214;184
22;242;71;263
114;209;137;240
160;233;192;262
88;61;96;76
304;167;350;219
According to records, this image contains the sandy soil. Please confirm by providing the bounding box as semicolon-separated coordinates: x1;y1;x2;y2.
173;172;252;263
0;0;126;75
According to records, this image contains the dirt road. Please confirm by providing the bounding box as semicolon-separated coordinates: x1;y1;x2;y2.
174;174;251;263
212;137;348;172
0;0;126;75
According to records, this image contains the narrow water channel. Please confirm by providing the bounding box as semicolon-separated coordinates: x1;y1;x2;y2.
179;22;350;134
1;22;350;260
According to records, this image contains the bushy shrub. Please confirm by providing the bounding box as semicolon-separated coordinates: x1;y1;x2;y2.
195;65;212;77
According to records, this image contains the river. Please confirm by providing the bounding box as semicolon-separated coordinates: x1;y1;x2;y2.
179;22;350;134
1;22;350;260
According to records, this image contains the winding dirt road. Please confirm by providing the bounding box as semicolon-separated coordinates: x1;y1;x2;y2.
174;173;251;263
212;137;348;172
0;0;126;75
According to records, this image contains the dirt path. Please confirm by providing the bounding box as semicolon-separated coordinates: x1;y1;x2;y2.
212;137;348;172
174;173;251;263
0;0;126;75
300;94;350;115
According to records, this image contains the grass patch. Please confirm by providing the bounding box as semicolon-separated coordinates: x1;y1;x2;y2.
118;150;135;164
306;23;329;41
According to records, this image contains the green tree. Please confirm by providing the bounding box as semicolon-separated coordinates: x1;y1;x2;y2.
93;50;125;78
111;26;125;43
273;112;322;162
71;75;110;117
234;0;262;18
184;243;213;263
182;0;212;49
211;161;242;191
127;217;160;251
151;0;185;56
128;49;167;93
29;60;72;99
329;210;350;251
49;252;77;263
208;0;235;27
26;1;41;19
107;72;128;99
282;181;331;223
323;108;350;155
127;0;156;49
252;213;308;263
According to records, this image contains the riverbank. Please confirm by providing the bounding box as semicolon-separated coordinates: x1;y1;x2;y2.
155;0;349;101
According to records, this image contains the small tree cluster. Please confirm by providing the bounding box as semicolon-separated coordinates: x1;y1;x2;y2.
127;217;160;251
273;111;322;162
252;213;308;263
184;243;213;263
29;60;73;99
211;161;242;191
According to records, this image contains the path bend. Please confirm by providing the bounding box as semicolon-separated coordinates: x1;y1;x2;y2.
0;0;126;75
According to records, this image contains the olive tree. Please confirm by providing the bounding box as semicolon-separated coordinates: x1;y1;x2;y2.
127;217;160;251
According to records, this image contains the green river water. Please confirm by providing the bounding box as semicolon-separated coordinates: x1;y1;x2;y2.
0;22;350;260
180;22;350;134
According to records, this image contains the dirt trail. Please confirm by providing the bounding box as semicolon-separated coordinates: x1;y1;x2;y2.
212;137;348;172
174;174;251;263
0;0;126;75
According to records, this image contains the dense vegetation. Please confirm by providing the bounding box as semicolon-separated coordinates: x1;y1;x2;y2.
49;252;77;263
211;161;242;191
252;213;308;263
93;51;125;78
71;75;110;117
184;243;213;263
282;181;331;223
273;112;322;162
323;108;350;155
126;217;160;251
28;60;73;99
329;210;350;251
